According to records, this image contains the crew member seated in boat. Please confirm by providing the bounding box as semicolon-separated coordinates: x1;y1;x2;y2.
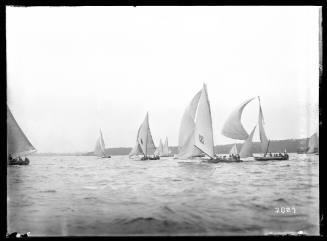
283;150;289;159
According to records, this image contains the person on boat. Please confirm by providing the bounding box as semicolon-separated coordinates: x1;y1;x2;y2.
283;150;289;159
9;154;13;161
25;157;30;162
269;152;272;157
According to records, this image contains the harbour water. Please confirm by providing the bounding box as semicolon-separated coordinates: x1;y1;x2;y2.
7;154;319;236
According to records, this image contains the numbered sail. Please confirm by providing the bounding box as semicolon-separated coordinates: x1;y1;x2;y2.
229;144;238;155
177;89;203;159
239;126;256;158
194;84;215;158
307;133;319;154
137;113;156;156
221;97;255;140
7;106;36;158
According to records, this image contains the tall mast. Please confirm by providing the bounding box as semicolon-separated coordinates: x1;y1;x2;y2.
145;112;148;157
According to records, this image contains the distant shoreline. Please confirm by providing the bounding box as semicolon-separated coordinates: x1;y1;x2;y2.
33;138;312;156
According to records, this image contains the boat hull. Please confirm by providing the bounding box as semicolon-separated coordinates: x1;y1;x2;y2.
206;157;242;163
8;158;30;165
140;156;160;161
254;156;289;161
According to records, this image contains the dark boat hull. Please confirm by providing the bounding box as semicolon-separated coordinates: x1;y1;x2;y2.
140;156;160;160
254;156;289;161
8;159;30;165
206;157;242;163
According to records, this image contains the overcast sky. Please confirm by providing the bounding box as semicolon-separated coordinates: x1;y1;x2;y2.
7;6;320;153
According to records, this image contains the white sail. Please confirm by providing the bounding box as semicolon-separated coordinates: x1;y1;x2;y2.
239;126;256;158
7;106;36;158
258;99;269;153
307;133;319;154
229;144;238;155
177;89;203;159
136;113;156;156
129;141;143;157
94;129;107;157
162;137;170;155
221;97;256;140
154;139;164;155
194;84;215;158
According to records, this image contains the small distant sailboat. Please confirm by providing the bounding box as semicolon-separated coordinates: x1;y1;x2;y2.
7;106;36;165
254;97;288;161
129;113;159;160
154;139;164;156
307;132;319;155
177;83;215;160
94;129;111;158
159;137;173;157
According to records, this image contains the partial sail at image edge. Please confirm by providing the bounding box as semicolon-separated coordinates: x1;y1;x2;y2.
7;106;36;159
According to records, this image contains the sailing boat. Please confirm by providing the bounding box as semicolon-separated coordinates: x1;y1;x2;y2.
154;139;164;156
129;112;159;160
7;106;36;165
306;132;319;155
161;137;173;157
94;129;111;158
177;83;216;160
254;97;288;161
221;97;257;161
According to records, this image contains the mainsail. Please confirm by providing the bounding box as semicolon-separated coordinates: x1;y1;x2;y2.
194;84;215;158
221;97;256;140
258;98;269;153
229;144;238;155
177;84;215;159
131;113;156;157
7;106;36;158
94;129;107;157
239;126;256;158
307;133;319;154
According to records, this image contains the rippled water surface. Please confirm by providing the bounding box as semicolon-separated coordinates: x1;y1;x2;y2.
7;154;319;236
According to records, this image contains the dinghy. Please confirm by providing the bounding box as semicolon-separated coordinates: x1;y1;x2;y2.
254;97;288;161
306;132;319;155
7;106;36;165
129;113;159;160
94;129;111;158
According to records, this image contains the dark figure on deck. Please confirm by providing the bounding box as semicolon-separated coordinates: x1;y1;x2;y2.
269;152;272;157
